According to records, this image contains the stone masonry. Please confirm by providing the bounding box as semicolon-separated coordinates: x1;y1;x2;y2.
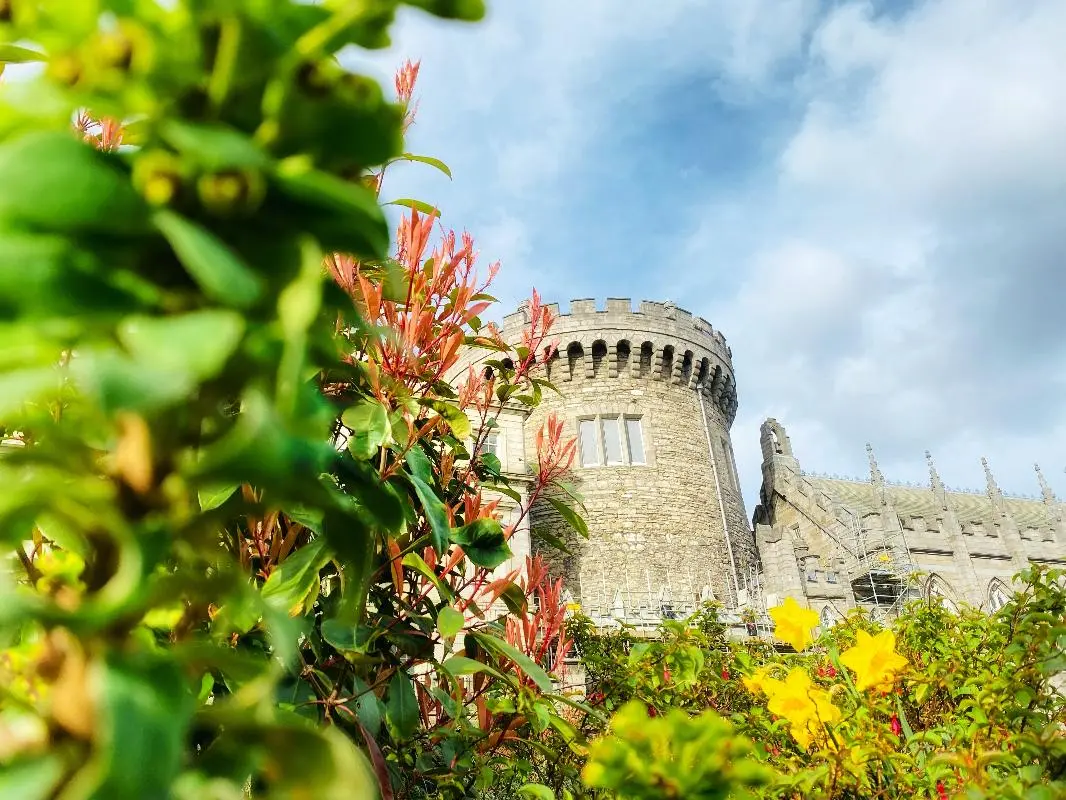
453;298;756;625
753;419;1066;627
451;298;1066;632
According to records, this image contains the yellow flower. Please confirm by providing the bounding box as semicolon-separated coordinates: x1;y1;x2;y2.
769;597;820;652
839;629;909;692
741;665;774;695
763;668;841;750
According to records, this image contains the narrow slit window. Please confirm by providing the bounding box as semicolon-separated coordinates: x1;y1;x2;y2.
625;417;645;464
720;436;738;491
578;419;599;467
601;417;623;464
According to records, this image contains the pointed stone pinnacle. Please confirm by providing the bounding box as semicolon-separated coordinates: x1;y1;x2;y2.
1035;463;1057;504
982;457;1004;505
926;450;944;490
866;443;884;481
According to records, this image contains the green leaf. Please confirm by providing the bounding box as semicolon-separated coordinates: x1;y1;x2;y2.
518;784;555;800
321;618;365;654
161;120;270;170
384;671;419;741
396;153;452;179
72;349;193;413
451;518;511;569
271;167;389;258
277;237;325;344
385;198;440;217
499;581;528;617
152;209;262;308
628;642;650;666
402;0;486;22
341;399;391;460
117;310;244;382
0;367;58;419
440;655;511;685
405;447;451;553
262;538;331;616
197;483;240;511
93;652;195;799
437;605;464;639
530;524;573;556
548;496;588;538
480;452;502;476
352;677;383;738
555;480;585;506
489;482;522;503
420;398;471;439
0;44;46;64
186;389;335;492
0;754;65;800
0;231;153;321
215;721;378;800
402;552;455;602
472;632;553;692
0;132;150;235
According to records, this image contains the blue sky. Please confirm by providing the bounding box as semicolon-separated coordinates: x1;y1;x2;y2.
354;0;1066;513
3;2;1060;515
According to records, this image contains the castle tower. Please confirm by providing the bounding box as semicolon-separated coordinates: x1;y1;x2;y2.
497;298;755;620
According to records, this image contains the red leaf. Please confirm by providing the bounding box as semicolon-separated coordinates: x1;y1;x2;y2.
356;721;395;800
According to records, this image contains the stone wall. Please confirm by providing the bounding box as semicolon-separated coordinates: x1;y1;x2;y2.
508;298;754;616
753;418;1066;621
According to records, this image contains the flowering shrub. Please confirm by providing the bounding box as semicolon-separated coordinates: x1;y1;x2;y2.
568;566;1065;800
0;3;594;799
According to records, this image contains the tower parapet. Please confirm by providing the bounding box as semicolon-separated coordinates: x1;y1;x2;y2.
503;298;738;423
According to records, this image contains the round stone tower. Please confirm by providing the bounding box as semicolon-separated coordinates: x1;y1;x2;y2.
503;298;755;621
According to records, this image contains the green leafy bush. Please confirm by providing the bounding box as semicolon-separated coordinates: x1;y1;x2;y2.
0;3;596;799
565;567;1066;800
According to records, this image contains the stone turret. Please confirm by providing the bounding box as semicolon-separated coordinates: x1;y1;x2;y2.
487;298;754;617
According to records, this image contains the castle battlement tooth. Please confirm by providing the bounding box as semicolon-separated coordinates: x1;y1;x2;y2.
501;297;727;350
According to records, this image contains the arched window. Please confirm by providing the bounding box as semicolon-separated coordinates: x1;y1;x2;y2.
616;339;631;376
987;579;1011;613
639;341;654;376
926;575;958;613
591;340;608;376
696;357;710;388
565;342;583;381
660;345;675;381
820;606;836;631
680;350;694;383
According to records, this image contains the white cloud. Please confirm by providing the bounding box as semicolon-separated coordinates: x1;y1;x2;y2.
707;0;1066;506
367;0;1066;508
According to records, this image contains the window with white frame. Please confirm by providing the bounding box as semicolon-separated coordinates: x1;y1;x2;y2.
625;417;645;464
578;415;646;467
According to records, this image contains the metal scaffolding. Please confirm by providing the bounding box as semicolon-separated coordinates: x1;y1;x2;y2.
838;508;920;619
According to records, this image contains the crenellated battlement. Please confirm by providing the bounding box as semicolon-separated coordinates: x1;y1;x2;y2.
502;297;730;357
498;297;738;422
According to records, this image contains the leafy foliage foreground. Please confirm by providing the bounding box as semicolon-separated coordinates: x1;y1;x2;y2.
1;3;1064;800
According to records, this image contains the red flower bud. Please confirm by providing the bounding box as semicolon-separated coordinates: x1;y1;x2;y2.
646;704;658;717
663;668;671;682
890;714;902;737
936;780;948;800
721;668;730;680
826;665;837;677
